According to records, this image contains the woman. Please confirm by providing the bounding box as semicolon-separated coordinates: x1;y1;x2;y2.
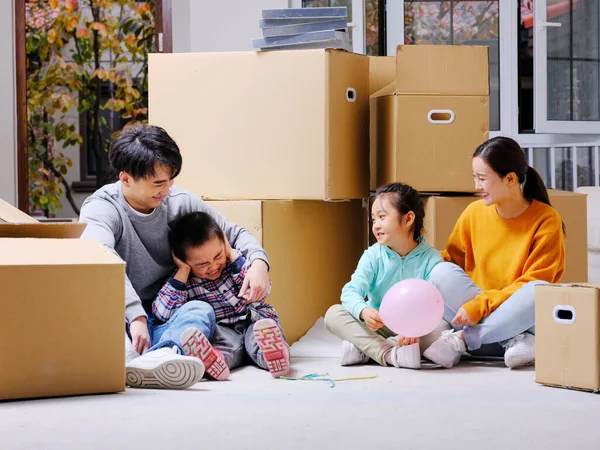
424;136;565;369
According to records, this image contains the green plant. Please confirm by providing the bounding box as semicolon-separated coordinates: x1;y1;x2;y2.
26;0;155;216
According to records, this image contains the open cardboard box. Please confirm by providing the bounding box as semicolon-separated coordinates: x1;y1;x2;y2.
0;199;125;400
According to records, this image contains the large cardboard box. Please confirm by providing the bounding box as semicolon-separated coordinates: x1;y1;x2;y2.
535;284;600;392
207;199;367;343
369;56;396;192
149;50;370;201
0;200;125;400
370;45;489;193
420;190;587;283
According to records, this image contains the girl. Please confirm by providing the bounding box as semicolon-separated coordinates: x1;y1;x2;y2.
424;136;565;369
153;212;290;379
325;182;447;369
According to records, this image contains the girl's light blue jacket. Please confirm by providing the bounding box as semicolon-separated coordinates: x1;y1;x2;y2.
341;238;443;320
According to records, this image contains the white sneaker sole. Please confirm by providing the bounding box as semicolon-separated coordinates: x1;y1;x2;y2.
126;359;204;390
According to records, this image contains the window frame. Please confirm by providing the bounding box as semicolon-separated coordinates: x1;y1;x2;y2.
533;0;600;134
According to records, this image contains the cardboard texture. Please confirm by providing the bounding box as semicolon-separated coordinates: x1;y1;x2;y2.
207;199;367;343
382;190;586;283
149;49;370;200
395;45;489;95
370;45;489;193
0;239;126;400
368;56;396;191
0;198;86;238
421;196;480;249
535;284;600;392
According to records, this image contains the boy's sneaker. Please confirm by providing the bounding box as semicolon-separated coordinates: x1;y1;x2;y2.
389;343;421;369
180;327;230;381
503;332;535;369
423;330;466;368
253;318;290;378
340;340;370;366
126;346;204;389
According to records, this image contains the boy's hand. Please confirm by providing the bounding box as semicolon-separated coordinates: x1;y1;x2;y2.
130;316;151;354
360;308;384;331
224;238;239;262
172;252;191;283
397;336;419;347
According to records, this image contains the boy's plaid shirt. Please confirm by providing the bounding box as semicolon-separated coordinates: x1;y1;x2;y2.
152;251;280;326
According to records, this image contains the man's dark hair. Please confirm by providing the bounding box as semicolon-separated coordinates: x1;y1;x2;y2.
169;212;225;262
109;124;183;179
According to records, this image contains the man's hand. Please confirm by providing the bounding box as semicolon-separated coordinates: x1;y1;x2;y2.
130;316;151;354
239;259;269;304
451;307;475;327
397;336;419;346
360;307;385;332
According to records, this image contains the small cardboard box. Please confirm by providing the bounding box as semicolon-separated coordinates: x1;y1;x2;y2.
418;190;586;283
207;199;367;343
149;49;370;200
535;284;600;392
370;45;489;193
0;200;125;400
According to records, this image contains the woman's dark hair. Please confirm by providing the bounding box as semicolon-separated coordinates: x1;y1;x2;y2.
169;212;225;262
375;182;425;241
474;136;550;205
474;136;565;233
109;124;183;180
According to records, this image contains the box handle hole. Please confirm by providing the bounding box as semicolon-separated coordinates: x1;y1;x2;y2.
553;305;576;324
428;109;455;124
346;88;356;102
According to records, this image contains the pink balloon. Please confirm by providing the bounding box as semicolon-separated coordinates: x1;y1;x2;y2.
379;278;444;337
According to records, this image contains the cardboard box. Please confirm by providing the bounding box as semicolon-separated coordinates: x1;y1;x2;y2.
370;45;489;193
535;284;600;392
149;49;370;200
369;56;396;192
0;200;125;400
380;190;586;283
422;195;480;250
207;199;367;343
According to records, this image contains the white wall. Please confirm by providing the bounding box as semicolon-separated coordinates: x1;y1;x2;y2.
176;0;289;53
0;2;16;206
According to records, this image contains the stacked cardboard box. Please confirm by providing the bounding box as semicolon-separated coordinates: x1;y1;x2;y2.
369;45;588;284
148;49;370;343
0;199;126;400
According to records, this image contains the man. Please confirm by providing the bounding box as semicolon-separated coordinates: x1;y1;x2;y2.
79;124;270;389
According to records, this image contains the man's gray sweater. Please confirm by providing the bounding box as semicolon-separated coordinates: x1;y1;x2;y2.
79;181;269;322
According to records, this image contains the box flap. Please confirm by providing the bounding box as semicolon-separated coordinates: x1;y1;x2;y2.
368;55;396;95
370;82;396;99
0;238;124;266
0;199;38;224
0;222;86;239
395;45;489;95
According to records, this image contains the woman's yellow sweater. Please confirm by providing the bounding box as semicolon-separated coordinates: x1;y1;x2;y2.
442;199;565;324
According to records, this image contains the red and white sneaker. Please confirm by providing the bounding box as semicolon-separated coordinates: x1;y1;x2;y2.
180;327;230;381
253;319;290;378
